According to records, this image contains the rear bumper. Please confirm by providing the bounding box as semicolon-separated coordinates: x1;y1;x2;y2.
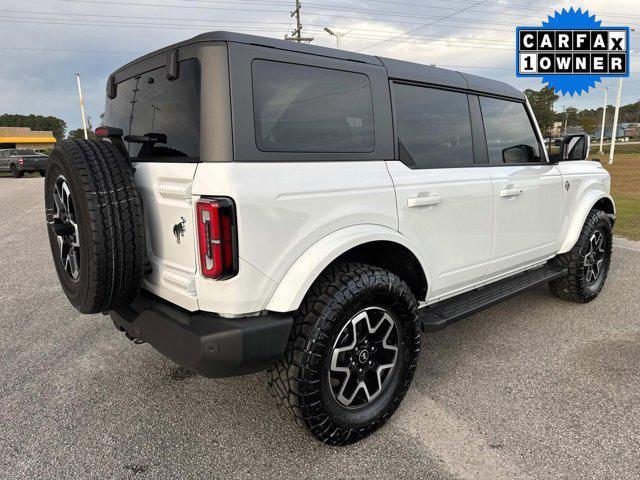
110;290;293;378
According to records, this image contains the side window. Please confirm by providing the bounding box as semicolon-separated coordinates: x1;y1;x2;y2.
252;60;374;153
480;97;542;164
392;83;474;168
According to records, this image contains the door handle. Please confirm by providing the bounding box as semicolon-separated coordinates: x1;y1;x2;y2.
499;188;523;198
408;194;442;208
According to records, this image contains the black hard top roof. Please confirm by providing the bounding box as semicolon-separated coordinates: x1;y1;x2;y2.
113;31;523;101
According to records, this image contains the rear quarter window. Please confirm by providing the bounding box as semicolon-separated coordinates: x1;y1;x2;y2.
103;58;201;160
251;60;375;153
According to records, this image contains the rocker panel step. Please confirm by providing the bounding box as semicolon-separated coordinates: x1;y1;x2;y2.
420;264;567;332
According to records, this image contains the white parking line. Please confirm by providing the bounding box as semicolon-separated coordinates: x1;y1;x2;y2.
614;245;640;253
393;391;530;480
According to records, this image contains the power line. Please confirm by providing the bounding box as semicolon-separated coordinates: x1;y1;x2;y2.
38;0;640;32
357;0;491;51
0;8;517;42
0;11;517;47
0;17;515;51
0;46;144;54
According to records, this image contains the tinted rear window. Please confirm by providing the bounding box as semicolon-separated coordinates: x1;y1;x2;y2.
103;58;200;160
252;60;374;153
393;83;473;168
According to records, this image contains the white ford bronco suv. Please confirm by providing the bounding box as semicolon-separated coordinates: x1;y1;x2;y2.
45;32;615;446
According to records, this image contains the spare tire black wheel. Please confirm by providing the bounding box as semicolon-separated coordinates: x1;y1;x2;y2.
44;140;146;314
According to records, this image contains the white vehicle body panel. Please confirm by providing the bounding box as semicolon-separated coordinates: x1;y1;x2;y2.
133;162;200;311
134;156;612;316
191;161;397;315
555;160;614;253
385;161;493;301
266;224;428;312
484;164;564;278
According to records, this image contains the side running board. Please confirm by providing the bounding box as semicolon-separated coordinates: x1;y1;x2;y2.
420;264;567;332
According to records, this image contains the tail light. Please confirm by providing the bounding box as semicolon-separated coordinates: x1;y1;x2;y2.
196;198;238;279
18;157;24;166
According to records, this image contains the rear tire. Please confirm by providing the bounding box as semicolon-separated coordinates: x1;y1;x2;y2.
45;140;146;314
10;164;23;178
549;209;612;303
269;262;421;446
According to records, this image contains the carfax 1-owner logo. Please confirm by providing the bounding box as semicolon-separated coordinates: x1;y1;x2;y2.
516;7;630;95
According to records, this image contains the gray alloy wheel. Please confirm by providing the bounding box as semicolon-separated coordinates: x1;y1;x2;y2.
583;230;606;286
328;306;400;409
50;175;81;281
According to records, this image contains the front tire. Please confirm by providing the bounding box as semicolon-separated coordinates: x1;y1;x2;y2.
549;209;612;303
269;262;421;445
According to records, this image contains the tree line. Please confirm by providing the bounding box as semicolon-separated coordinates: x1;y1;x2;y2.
524;86;640;137
0;114;67;141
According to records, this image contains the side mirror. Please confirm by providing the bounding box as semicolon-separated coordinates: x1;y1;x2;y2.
559;133;590;161
502;144;536;164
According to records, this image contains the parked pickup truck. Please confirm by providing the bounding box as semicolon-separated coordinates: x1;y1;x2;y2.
0;148;48;177
44;32;615;446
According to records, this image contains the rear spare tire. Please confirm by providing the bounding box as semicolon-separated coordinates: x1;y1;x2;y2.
44;140;146;314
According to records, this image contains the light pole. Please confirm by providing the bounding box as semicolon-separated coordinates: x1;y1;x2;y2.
609;77;623;165
609;45;635;164
324;27;348;48
598;86;610;154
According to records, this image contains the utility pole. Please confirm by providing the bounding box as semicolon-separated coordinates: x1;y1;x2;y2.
609;77;623;165
75;73;88;140
285;0;314;42
598;86;610;154
562;107;568;135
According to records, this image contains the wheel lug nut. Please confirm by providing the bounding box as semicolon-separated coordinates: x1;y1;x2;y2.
368;360;373;366
358;368;363;374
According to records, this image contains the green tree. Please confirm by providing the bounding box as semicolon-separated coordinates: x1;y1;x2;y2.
0;114;67;141
524;86;559;135
68;117;97;140
578;111;597;135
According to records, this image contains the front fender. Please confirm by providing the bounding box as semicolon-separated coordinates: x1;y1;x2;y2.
265;224;429;313
558;190;615;254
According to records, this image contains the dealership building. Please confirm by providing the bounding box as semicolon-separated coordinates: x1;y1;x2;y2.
0;127;57;150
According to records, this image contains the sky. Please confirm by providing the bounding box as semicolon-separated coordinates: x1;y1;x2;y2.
0;0;638;133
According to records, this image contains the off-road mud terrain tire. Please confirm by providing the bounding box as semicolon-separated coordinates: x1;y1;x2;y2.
45;140;146;314
269;262;421;446
549;209;612;303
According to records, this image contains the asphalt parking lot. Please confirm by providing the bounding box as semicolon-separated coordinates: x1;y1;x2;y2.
1;176;639;480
